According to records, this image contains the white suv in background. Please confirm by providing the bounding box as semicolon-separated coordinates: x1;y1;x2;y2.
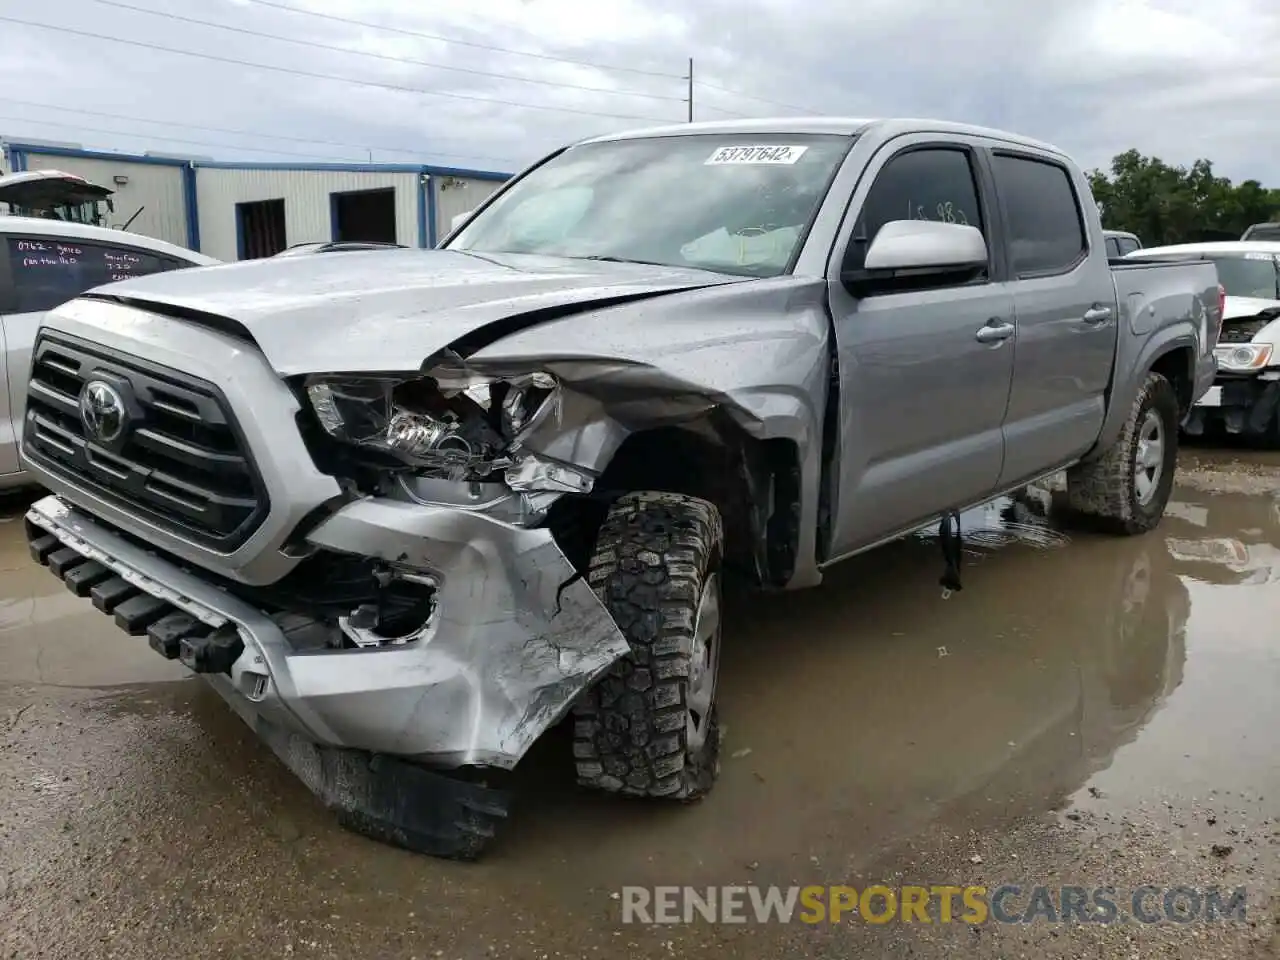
0;216;218;491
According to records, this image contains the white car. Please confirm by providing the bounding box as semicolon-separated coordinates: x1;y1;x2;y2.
1125;240;1280;441
0;216;219;490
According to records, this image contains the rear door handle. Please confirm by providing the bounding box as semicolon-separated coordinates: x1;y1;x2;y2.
975;319;1015;344
1082;305;1113;325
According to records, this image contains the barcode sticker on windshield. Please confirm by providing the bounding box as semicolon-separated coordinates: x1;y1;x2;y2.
705;145;808;165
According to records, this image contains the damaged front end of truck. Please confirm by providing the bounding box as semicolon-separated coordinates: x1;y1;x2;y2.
21;256;829;859
1183;303;1280;440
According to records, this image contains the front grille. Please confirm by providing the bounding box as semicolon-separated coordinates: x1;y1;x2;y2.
22;332;269;549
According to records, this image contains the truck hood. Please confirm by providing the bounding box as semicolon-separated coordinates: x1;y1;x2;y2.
84;249;747;376
1223;295;1280;321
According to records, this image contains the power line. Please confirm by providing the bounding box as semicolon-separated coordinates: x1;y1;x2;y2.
85;0;686;104
238;0;815;118
694;80;825;115
0;114;373;163
242;0;686;81
0;98;520;167
0;16;677;125
697;104;752;119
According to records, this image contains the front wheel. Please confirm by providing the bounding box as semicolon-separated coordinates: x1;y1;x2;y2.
1066;372;1180;534
572;491;724;800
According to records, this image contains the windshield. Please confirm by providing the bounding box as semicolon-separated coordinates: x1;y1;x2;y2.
1208;254;1280;300
1243;224;1280;241
446;134;854;277
13;199;110;226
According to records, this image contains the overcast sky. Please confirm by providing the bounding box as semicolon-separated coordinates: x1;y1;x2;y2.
1;0;1277;183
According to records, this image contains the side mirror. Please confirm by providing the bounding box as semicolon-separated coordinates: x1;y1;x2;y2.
845;220;988;291
451;210;475;232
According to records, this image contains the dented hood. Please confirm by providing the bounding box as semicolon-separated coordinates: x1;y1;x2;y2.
1223;294;1280;321
86;248;745;375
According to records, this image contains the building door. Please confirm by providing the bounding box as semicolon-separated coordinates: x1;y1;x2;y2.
236;199;287;259
332;189;397;243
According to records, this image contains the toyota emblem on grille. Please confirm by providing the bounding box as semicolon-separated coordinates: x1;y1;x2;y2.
79;380;128;444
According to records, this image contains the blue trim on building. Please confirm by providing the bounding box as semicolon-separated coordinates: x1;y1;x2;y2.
181;164;201;251
422;175;434;248
3;143;192;168
422;163;510;183
234;202;246;261
190;160;512;181
195;160;432;173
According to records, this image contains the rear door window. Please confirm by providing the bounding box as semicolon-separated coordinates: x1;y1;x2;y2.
6;236;185;313
992;154;1088;276
1116;237;1140;256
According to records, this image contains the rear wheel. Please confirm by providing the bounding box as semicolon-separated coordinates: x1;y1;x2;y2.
1066;372;1180;534
572;491;723;800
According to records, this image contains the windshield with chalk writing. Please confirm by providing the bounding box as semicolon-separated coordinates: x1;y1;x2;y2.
446;133;854;277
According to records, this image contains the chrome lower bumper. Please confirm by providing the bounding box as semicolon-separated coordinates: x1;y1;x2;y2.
25;493;630;770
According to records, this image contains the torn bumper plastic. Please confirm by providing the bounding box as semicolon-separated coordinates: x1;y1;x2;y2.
1182;375;1280;437
24;493;631;770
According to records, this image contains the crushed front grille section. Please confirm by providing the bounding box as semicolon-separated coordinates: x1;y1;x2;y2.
22;332;269;549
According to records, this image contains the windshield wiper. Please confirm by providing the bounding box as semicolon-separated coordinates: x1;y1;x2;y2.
573;255;677;268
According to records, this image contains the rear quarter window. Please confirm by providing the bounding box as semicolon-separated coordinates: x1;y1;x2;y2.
5;236;189;313
992;154;1088;276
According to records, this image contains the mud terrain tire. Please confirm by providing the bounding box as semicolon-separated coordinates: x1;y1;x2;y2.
572;491;724;800
1066;371;1180;534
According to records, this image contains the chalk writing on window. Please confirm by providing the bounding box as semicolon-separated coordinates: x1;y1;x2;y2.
907;201;969;226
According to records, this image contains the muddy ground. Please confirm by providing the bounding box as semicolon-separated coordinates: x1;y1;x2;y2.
1;448;1277;959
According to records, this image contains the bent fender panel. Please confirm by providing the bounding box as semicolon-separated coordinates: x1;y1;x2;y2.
463;281;832;587
1088;325;1197;460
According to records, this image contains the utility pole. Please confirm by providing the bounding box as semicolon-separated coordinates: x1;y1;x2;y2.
687;57;694;122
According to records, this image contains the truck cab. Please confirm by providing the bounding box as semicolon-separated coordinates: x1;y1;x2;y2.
1103;229;1143;258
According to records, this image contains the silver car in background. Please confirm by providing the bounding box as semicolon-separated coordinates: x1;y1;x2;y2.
0;216;217;491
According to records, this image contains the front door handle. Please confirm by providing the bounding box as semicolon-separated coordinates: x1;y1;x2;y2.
1083;305;1113;325
975;319;1015;344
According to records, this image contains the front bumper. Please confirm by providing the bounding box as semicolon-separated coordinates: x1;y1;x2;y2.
1183;373;1280;437
25;493;630;770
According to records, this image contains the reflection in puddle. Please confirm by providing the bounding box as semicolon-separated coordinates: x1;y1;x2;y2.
915;486;1073;553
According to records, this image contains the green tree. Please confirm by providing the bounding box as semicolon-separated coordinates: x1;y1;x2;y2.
1086;150;1280;245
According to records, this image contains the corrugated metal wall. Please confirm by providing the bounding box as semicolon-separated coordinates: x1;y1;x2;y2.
195;168;422;260
432;175;506;241
17;153;190;247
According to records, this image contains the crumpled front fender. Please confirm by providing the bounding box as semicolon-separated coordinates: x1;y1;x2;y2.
303;498;632;767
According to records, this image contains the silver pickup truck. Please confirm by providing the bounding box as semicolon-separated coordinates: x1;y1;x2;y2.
20;118;1219;858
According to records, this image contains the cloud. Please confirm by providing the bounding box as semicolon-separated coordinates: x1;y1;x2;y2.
1;0;1278;184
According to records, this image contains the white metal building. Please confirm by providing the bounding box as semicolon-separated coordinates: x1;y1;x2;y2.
1;140;512;260
0;140;196;247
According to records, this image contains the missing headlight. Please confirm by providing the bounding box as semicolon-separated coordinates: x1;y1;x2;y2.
303;369;564;483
